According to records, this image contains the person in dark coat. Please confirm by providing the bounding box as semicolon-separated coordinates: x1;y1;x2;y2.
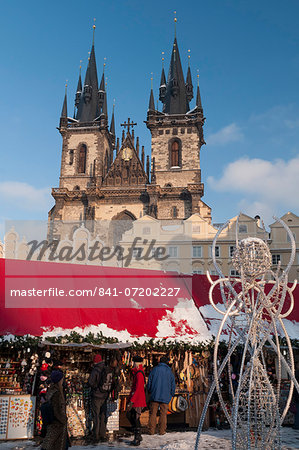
147;355;175;435
126;356;147;446
88;354;118;443
42;370;70;450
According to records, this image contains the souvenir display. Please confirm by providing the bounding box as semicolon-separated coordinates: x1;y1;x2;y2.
0;395;36;440
0;396;9;439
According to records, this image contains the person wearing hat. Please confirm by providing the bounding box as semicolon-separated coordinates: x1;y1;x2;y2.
147;355;175;436
42;370;70;450
88;353;119;443
126;356;147;446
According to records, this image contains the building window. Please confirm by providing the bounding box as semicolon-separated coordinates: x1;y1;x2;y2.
78;144;87;173
272;254;281;265
230;269;240;277
170;140;180;167
192;224;200;233
192;246;202;258
133;248;143;259
209;245;220;258
210;270;217;276
69;149;74;165
172;206;178;218
143;227;151;235
192;269;203;275
229;246;235;258
168;246;178;258
239;224;247;233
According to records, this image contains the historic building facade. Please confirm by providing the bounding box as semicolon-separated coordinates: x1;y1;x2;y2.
48;34;211;240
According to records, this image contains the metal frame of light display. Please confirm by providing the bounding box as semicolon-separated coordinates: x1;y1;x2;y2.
195;215;299;450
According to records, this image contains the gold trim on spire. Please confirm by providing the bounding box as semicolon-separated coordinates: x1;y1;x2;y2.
161;51;165;68
197;69;200;87
151;72;153;89
92;18;96;45
188;49;191;67
103;57;107;73
88;51;91;61
174;11;177;37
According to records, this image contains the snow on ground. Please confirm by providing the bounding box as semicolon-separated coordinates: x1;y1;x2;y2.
1;428;299;450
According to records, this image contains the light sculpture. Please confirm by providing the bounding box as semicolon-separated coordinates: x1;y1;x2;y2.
195;216;299;450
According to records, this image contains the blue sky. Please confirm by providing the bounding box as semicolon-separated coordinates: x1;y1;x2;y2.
1;0;299;236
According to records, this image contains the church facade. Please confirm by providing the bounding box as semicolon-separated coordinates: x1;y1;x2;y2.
48;33;211;240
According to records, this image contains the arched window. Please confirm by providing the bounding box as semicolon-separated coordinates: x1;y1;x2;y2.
78;144;87;173
170;140;180;167
172;206;178;218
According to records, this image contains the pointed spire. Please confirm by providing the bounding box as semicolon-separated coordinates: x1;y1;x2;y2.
75;61;82;109
116;137;120;153
196;71;203;112
141;146;145;168
110;102;115;135
98;58;106;109
136;136;140;156
61;83;68;118
186;50;193;102
160;66;166;86
159;52;167;102
148;73;155;111
76;23;100;122
162;37;190;114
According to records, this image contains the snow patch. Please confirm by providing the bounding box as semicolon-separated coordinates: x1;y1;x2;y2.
41;323;133;342
156;298;212;342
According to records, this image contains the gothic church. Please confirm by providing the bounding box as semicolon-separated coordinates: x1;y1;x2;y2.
48;31;212;239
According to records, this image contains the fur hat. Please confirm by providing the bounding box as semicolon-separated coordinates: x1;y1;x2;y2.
133;356;143;363
50;370;63;384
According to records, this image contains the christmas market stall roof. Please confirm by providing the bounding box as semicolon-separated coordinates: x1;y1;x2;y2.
0;259;211;344
1;259;298;343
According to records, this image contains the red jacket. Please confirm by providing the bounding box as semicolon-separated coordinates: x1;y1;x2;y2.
129;365;147;408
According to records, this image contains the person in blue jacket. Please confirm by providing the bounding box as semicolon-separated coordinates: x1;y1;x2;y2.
147;355;175;435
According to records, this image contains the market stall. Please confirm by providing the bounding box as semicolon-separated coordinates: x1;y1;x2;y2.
0;342;38;440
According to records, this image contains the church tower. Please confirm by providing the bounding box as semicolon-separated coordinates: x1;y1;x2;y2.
49;30;116;227
146;35;211;221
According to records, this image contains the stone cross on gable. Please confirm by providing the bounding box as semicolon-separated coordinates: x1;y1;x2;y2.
120;118;137;134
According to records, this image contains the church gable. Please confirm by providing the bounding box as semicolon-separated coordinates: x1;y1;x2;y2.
102;133;148;187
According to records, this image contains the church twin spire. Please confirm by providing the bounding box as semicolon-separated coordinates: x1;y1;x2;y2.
60;25;114;132
60;22;203;130
150;35;203;116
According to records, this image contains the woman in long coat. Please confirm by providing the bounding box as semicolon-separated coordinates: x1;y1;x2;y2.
126;356;147;446
42;370;70;450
